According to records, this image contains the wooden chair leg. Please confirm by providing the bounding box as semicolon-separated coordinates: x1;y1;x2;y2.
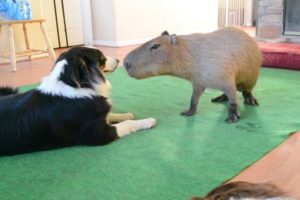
7;24;17;72
23;23;32;60
40;22;56;61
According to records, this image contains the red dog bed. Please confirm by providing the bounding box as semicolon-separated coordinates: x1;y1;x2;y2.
258;42;300;70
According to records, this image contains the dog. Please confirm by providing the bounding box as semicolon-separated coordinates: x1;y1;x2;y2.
190;181;295;200
0;47;157;156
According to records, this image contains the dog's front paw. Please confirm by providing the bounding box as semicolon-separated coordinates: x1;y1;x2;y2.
107;112;135;123
139;118;157;129
124;112;135;120
114;118;157;137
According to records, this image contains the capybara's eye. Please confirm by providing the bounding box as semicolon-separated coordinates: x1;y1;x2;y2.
150;43;161;51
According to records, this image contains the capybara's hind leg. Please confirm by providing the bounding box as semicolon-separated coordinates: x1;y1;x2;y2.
181;85;205;116
211;93;228;103
242;91;259;106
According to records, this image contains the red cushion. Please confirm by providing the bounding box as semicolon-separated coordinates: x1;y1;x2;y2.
258;42;300;70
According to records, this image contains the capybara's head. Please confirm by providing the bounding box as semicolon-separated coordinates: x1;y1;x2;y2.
124;31;177;79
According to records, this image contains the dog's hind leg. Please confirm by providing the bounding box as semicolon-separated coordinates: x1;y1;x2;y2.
113;118;157;137
107;112;135;124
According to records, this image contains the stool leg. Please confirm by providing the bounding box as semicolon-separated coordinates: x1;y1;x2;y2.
7;25;17;72
23;23;32;60
40;22;56;61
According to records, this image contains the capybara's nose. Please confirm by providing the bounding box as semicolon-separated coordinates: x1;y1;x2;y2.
124;62;131;70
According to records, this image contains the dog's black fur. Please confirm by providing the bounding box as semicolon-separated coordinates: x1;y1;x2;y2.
0;87;18;96
0;47;119;156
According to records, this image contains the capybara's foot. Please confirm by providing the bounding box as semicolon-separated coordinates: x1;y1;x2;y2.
181;109;196;116
211;93;228;103
226;103;240;123
242;91;259;106
226;113;240;123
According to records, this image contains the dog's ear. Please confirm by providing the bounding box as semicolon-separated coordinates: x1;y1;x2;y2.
60;57;92;89
71;58;92;88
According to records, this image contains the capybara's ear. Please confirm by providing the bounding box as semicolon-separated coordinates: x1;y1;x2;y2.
170;34;177;45
161;30;169;35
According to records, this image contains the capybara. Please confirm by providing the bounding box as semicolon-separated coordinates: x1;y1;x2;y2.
124;27;262;123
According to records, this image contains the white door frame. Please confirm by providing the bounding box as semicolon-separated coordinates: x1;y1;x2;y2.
80;0;93;46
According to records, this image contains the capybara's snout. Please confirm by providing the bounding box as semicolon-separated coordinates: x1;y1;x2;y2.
124;60;131;70
123;51;135;73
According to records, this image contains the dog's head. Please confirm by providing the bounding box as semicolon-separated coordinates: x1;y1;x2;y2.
56;47;119;89
38;47;119;98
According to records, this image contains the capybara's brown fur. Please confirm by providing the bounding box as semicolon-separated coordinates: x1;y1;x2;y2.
124;27;262;123
190;181;291;200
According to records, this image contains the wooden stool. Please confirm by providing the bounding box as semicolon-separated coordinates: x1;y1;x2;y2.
0;19;56;72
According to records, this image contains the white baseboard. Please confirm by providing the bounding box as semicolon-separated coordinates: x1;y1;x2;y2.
93;37;155;47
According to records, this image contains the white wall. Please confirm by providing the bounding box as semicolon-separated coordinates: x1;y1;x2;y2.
92;0;219;47
91;0;117;46
1;0;219;51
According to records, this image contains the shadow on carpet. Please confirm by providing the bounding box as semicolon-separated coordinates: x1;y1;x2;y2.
1;67;300;200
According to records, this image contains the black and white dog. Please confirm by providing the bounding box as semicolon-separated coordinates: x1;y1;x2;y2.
0;47;156;156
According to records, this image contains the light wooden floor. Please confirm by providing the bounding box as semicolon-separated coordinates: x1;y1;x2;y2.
0;46;299;199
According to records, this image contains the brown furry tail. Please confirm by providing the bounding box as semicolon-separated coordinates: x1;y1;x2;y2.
0;87;19;96
191;181;290;200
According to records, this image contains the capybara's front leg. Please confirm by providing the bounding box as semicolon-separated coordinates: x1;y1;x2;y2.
181;85;205;116
227;103;240;123
224;86;240;123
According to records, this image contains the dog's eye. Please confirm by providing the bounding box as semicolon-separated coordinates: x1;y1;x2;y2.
150;43;160;51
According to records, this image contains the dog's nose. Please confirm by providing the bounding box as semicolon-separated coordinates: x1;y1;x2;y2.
124;62;131;70
116;59;120;64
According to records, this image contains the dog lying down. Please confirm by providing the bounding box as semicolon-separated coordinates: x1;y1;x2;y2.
191;181;295;200
0;47;156;156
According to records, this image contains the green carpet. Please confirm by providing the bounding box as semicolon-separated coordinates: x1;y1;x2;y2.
1;67;300;200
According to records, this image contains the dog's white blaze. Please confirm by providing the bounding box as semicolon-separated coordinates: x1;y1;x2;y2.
38;59;96;98
51;59;67;78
